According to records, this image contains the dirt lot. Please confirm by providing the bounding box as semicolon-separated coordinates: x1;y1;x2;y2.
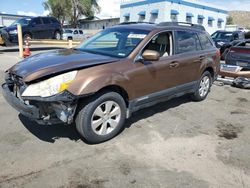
0;47;250;188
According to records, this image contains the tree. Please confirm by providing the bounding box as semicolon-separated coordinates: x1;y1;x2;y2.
70;0;100;28
226;16;234;25
43;0;100;27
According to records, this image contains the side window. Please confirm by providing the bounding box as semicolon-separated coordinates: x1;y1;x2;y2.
73;30;79;34
31;18;42;25
79;30;83;34
198;33;214;49
176;31;202;54
143;32;173;57
42;17;51;24
50;17;60;24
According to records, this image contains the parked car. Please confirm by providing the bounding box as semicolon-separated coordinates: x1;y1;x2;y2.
2;22;220;144
211;30;245;58
225;40;250;70
0;16;62;45
62;29;86;41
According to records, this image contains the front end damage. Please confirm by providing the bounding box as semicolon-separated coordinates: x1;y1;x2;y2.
2;73;79;125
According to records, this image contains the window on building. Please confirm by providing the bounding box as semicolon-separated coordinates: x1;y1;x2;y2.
124;16;130;22
197;15;205;25
171;14;178;22
208;17;214;27
170;9;179;22
176;31;202;54
198;18;203;25
217;21;222;28
208;20;213;27
186;16;192;23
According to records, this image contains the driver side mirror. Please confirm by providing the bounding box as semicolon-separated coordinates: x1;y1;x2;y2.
141;50;160;61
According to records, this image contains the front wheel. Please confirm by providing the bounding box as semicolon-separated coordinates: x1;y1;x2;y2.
54;31;61;40
191;71;212;101
75;92;126;144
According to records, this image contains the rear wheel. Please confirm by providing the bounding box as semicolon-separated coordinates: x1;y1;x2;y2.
191;71;212;101
75;92;126;144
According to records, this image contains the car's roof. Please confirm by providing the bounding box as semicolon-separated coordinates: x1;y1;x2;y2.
112;22;206;33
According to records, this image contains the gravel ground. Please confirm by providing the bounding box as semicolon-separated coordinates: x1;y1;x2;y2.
0;47;250;188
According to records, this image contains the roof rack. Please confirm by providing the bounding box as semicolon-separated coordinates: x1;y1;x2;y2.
119;22;155;25
157;22;205;31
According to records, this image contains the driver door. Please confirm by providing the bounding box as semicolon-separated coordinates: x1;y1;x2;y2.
129;31;180;99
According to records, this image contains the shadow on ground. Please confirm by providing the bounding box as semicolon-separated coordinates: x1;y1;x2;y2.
0;46;65;53
19;95;192;143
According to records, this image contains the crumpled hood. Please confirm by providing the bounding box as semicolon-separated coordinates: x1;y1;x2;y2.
8;49;119;82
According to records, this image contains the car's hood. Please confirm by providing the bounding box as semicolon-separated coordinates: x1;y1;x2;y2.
8;49;119;82
3;25;17;32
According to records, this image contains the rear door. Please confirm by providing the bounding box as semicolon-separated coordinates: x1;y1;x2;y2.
173;30;204;84
41;17;53;39
30;17;45;39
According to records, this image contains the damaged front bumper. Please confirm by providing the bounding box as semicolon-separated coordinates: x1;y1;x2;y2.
2;83;79;125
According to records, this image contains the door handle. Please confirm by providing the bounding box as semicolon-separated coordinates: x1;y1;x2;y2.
169;61;179;68
194;56;205;63
199;56;205;60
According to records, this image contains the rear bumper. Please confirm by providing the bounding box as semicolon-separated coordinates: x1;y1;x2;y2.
2;83;40;119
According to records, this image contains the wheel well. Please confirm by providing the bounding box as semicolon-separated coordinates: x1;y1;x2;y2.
97;85;129;107
204;67;214;80
23;32;32;38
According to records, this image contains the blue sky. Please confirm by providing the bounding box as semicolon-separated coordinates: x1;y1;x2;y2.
0;0;249;18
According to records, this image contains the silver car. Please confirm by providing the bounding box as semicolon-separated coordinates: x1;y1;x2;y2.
62;29;86;41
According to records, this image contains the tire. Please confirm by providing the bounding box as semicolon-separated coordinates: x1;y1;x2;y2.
23;33;32;40
67;36;73;41
191;71;212;101
75;92;127;144
54;31;61;40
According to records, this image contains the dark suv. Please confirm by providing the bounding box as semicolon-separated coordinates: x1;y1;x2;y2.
2;22;220;144
211;30;245;58
0;16;62;45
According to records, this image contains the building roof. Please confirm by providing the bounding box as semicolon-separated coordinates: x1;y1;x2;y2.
0;13;31;18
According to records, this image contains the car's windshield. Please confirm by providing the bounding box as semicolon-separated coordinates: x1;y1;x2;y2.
77;28;149;58
11;18;31;26
211;32;233;40
64;29;73;34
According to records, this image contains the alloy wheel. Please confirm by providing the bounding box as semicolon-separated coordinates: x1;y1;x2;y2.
91;101;121;136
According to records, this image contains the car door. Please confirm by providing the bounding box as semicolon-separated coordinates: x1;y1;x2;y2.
30;17;45;39
41;17;53;39
172;30;204;85
130;31;184;98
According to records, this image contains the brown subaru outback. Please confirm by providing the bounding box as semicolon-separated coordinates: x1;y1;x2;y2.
2;22;220;144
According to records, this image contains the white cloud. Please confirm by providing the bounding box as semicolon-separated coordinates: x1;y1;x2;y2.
17;11;38;17
96;0;120;18
42;10;50;16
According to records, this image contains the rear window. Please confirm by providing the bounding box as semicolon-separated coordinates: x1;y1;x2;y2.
79;30;83;34
198;33;214;49
175;31;202;54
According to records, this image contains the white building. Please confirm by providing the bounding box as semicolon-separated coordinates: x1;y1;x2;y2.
120;0;228;34
0;13;30;27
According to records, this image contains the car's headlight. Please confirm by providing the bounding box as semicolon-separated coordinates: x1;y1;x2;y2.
9;30;18;35
217;42;225;46
22;71;78;97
